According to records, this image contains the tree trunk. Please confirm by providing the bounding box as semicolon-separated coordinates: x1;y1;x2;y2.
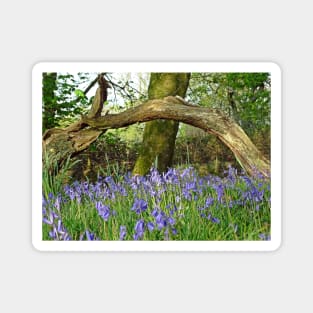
133;73;190;175
42;72;57;132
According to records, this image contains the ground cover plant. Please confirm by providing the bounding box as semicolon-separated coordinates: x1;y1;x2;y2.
42;165;271;241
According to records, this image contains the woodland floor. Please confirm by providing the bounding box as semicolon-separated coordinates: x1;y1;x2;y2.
69;131;270;182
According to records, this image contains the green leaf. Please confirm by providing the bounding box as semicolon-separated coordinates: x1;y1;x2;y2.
74;89;85;98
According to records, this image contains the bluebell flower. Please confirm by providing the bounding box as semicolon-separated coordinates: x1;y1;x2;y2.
99;208;110;221
42;195;48;208
86;230;94;241
182;189;192;200
185;181;197;192
214;184;224;203
168;217;175;226
56;220;71;240
104;176;114;184
242;176;252;187
63;184;71;194
226;165;237;184
171;228;178;236
149;167;163;186
49;229;57;239
133;219;145;240
156;211;167;230
170;209;175;215
205;197;214;208
43;217;53;225
259;233;271;240
211;217;220;224
147;222;155;232
80;230;97;241
151;207;159;217
82;181;89;191
131;198;148;214
48;220;71;241
119;226;127;240
131;175;144;190
57;220;63;233
43;210;56;225
135;219;145;234
180;167;194;179
170;205;178;216
133;232;142;240
118;185;127;196
95;201;110;221
92;181;103;198
68;189;75;201
63;233;71;240
163;168;179;184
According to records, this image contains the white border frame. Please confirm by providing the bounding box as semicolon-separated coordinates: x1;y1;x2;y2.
32;62;281;251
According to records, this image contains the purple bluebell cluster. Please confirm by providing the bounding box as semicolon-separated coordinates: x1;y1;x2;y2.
146;207;178;239
42;194;71;240
42;165;271;241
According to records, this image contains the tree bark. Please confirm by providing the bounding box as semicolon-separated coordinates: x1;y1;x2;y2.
43;95;270;178
42;72;57;132
133;73;190;175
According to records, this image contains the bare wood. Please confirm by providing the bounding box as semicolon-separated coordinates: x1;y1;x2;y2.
87;74;110;118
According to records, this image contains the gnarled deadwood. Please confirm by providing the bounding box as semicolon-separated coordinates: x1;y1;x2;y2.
43;95;270;178
42;74;109;165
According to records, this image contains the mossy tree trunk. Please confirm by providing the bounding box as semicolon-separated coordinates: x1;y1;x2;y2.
133;73;190;175
42;72;58;132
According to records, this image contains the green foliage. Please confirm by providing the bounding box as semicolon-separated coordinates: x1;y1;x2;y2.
42;152;81;197
188;72;271;137
42;72;95;132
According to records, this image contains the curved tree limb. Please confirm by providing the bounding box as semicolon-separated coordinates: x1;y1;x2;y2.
43;95;270;178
